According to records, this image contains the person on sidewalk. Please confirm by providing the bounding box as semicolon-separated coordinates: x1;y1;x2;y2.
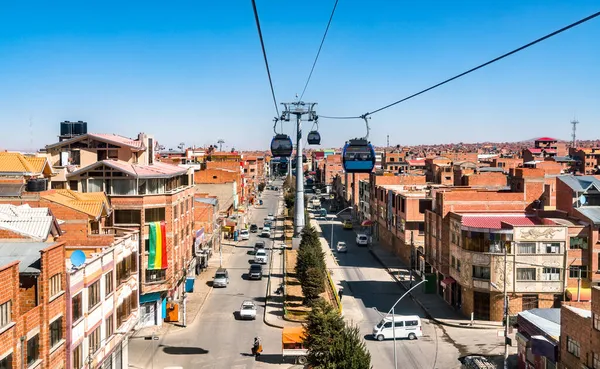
252;337;263;359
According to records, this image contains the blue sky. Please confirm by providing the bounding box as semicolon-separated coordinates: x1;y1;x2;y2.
0;1;598;151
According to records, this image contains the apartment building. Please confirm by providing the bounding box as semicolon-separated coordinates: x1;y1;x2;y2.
559;286;600;369
322;154;344;187
65;229;139;369
570;147;600;175
0;241;66;368
45;128;196;327
358;179;371;223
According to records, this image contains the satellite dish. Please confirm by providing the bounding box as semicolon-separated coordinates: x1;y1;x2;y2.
70;250;86;267
579;195;587;205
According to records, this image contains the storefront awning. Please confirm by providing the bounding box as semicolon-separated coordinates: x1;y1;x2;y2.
361;220;374;226
440;277;456;288
565;287;592;301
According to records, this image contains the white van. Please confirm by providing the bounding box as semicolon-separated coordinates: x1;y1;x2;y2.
372;315;422;341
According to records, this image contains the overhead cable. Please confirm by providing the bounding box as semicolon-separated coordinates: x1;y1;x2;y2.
299;0;340;101
251;0;280;117
321;10;600;120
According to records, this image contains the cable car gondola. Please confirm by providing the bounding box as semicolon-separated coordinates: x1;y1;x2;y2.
307;131;321;145
342;138;376;173
271;134;293;157
342;115;375;173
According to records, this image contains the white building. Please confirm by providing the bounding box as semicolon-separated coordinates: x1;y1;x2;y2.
66;230;140;369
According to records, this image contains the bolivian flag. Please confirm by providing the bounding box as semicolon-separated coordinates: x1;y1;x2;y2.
149;221;168;270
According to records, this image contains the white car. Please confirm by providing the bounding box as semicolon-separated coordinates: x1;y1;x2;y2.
336;241;348;253
240;229;250;241
239;300;257;320
356;234;369;246
254;249;268;264
261;227;271;238
267;213;276;221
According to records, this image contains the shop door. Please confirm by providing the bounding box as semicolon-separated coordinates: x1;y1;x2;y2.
140;302;157;327
473;291;490;320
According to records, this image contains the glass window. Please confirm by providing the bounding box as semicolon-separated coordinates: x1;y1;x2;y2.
145;208;165;223
88;280;101;310
88;178;103;192
517;242;536;254
105;272;114;295
89;326;101;354
472;266;491;280
567;336;580;357
72;293;82;321
569;236;588;249
542;268;560;281
543;242;561;254
0;300;11;328
405;320;419;327
114;210;141;224
593;313;600;331
112;179;136;195
106;314;114;338
592;353;600;369
517;268;537;281
569;266;588;279
145;269;166;282
50;317;63;347
27;334;39;364
49;273;62;297
0;354;12;369
522;295;539;310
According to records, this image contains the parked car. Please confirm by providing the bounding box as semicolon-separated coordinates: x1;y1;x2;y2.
250;224;258;233
356;233;369;246
240;229;250;241
343;220;353;230
248;264;263;280
213;268;229;288
336;241;348;253
254;249;268;264
239;300;257;320
254;241;266;252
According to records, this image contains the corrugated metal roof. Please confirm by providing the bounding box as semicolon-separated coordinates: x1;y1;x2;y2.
477;167;505;172
0;242;49;274
576;207;600;225
195;198;218;206
460;214;546;230
519;309;561;339
0;204;54;241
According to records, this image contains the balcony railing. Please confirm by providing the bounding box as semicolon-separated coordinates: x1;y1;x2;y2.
463;238;508;254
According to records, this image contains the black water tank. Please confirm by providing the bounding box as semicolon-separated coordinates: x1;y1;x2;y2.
60;121;73;136
72;121;83;135
80;121;88;134
26;178;48;192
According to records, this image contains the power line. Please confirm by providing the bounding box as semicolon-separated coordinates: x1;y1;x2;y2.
320;10;600;120
299;0;340;101
251;0;280;117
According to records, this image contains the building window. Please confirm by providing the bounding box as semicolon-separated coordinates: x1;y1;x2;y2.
456;260;461;273
72;293;83;321
567;336;580;358
593;313;600;331
472;266;490;280
569;266;588;279
106;314;114;338
49;273;62;297
0;354;12;369
88;280;101;310
145;269;166;282
542;267;560;281
105;272;114;295
593;353;600;369
114;210;141;224
569;236;588;249
145;208;165;223
543;242;561;254
50;317;63;347
27;334;39;364
517;242;536;254
89;326;101;354
0;301;11;329
517;268;537;281
522;295;539;310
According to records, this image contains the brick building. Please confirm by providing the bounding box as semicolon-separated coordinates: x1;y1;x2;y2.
516;308;561;369
0;241;66;369
559;286;600;369
570;147;600;175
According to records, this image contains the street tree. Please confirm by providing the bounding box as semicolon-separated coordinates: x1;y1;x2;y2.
258;182;266;192
301;266;325;303
299;225;319;251
326;324;372;369
296;244;325;285
304;299;344;367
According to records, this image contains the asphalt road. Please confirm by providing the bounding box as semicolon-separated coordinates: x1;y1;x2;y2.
316;210;462;369
149;181;294;369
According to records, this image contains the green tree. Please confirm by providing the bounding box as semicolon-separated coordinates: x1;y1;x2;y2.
299;225;319;251
301;267;325;303
303;299;344;367
326;324;372;369
284;192;295;209
258;182;266;192
296;244;326;286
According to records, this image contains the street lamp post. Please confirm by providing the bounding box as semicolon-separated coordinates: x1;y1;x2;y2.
328;206;352;250
381;279;428;369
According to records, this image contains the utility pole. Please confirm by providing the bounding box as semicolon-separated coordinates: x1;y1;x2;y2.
387;134;390;148
281;101;317;236
503;245;509;369
217;139;224;152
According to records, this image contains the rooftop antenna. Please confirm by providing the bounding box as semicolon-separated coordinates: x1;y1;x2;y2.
217;139;224;152
387;134;390;148
571;118;579;149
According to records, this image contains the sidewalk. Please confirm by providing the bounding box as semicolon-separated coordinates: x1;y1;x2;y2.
367;242;503;329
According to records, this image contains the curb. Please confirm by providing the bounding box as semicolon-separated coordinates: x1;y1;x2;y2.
367;247;498;330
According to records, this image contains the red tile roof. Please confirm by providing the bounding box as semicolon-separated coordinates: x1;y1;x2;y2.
460;214;550;229
544;149;557;154
527;148;543;154
406;159;426;166
536;137;557;142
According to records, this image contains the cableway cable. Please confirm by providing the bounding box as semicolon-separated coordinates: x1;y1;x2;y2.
320;10;600;120
251;0;280;117
299;0;340;101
